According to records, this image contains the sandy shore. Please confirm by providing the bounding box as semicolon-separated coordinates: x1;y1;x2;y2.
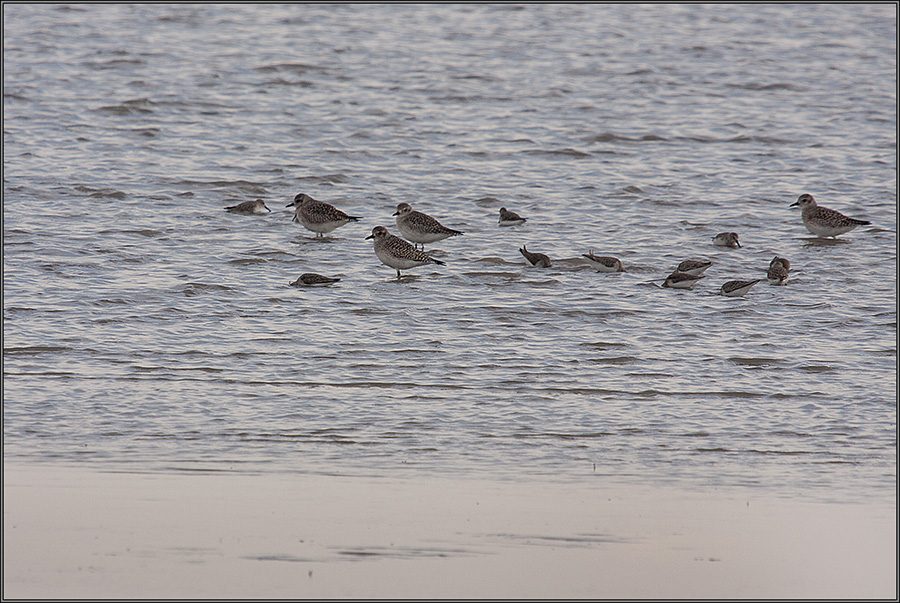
3;463;895;599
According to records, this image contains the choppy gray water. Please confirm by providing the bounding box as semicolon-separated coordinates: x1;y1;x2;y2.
4;4;896;504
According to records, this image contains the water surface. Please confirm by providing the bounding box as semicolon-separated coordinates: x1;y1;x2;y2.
3;4;896;504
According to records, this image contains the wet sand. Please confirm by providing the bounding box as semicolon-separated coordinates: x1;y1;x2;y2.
3;463;895;599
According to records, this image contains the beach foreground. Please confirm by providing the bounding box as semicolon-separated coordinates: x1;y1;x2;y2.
3;463;895;599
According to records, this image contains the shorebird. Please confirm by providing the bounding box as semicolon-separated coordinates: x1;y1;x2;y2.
393;203;463;249
224;199;270;215
287;193;361;237
790;193;870;238
290;273;341;287
719;279;761;297
767;257;790;285
662;271;705;289
498;207;527;227
366;226;445;278
712;232;741;248
676;259;713;276
519;245;552;267
582;250;624;272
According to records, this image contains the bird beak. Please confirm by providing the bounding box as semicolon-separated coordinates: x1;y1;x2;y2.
365;234;374;240
286;202;294;207
392;211;400;216
789;201;799;207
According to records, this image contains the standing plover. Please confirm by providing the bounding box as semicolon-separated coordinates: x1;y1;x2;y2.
582;250;624;272
519;245;552;267
719;279;761;297
767;257;790;285
287;193;361;237
393;203;463;249
789;194;870;238
662;271;705;289
712;232;741;248
290;273;341;287
676;259;713;276
366;226;445;278
225;199;270;215
498;207;527;227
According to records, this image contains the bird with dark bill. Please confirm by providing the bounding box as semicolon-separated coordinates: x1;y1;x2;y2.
366;226;445;278
287;193;361;237
790;193;870;238
225;199;270;215
393;202;463;250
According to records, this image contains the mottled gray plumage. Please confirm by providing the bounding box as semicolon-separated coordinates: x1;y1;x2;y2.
225;199;270;215
287;193;360;237
519;245;552;268
676;259;712;276
582;250;624;272
393;203;463;249
767;257;790;285
366;225;445;278
712;232;741;248
662;271;705;289
790;194;870;238
498;207;527;227
769;256;791;272
719;279;761;297
290;273;341;287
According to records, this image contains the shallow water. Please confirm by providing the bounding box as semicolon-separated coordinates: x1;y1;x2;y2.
3;4;896;504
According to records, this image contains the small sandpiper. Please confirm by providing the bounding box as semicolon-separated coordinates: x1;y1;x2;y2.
290;273;341;287
767;257;790;285
712;232;741;248
719;279;761;297
662;271;705;289
225;199;270;215
366;226;445;278
393;203;463;249
676;259;713;276
498;207;527;227
287;193;361;237
519;245;552;267
789;193;870;238
582;250;624;272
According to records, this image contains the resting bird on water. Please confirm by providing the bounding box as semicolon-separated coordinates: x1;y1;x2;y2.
719;279;761;297
676;259;712;276
498;207;527;227
662;271;705;289
582;250;624;272
519;245;552;268
712;232;741;248
767;257;790;285
290;273;341;287
225;199;270;215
